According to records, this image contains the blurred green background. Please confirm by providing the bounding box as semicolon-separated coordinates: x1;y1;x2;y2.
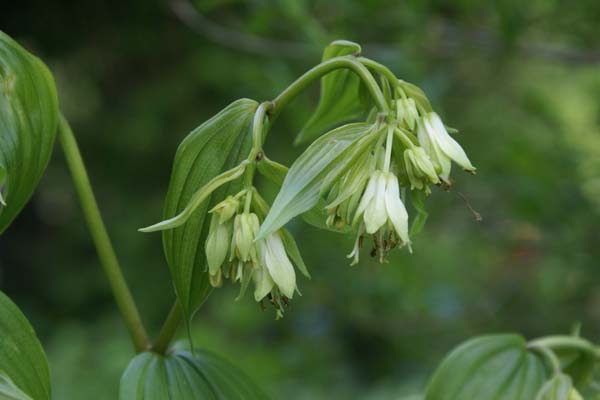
1;0;600;398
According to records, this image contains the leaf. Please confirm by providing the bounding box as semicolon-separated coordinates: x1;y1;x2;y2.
160;99;258;320
0;374;34;400
409;190;428;236
119;350;269;400
301;197;350;233
0;31;59;233
256;156;288;186
0;291;51;400
280;229;310;278
425;334;549;400
257;122;376;240
295;40;369;144
140;161;249;232
554;346;596;388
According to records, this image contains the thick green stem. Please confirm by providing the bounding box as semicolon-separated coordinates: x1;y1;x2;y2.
58;115;150;352
270;56;388;119
152;301;182;354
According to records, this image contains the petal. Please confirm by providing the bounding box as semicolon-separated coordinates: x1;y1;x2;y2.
353;171;378;224
263;234;296;299
253;265;274;302
423;118;452;179
428;113;475;171
384;173;410;244
363;171;387;234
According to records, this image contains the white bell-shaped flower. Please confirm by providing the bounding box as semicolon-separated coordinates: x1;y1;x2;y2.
354;170;410;244
417;112;475;180
256;232;297;300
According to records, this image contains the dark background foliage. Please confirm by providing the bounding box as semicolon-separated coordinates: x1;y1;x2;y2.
1;0;599;398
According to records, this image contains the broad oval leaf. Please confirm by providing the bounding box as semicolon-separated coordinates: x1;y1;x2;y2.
295;40;369;144
0;290;51;400
0;31;59;233
258;122;377;239
159;99;258;321
425;334;549;400
120;350;269;400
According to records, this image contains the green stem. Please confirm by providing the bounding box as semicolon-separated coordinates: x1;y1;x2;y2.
528;344;561;373
152;301;182;354
528;335;600;358
270;56;388;119
250;102;272;155
58;115;150;352
357;57;400;92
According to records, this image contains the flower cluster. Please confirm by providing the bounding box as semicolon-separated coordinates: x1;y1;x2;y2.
205;189;305;316
324;94;476;264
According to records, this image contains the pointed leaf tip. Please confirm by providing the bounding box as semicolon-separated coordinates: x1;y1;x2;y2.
141;160;249;234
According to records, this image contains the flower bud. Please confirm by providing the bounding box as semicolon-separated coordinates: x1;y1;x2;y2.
396;97;419;130
205;213;232;276
210;195;239;224
536;373;577;400
404;147;440;191
231;213;260;264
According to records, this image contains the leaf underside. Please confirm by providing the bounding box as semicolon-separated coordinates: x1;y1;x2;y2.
0;291;51;400
258;122;374;239
160;98;258;321
120;350;269;400
425;334;548;400
0;31;59;233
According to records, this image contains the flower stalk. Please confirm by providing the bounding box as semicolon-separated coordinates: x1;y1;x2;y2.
58;115;150;352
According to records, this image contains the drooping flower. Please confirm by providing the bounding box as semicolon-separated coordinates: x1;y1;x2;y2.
204;189;306;316
404;146;439;192
325;152;374;230
348;169;411;264
254;232;297;302
417;112;475;181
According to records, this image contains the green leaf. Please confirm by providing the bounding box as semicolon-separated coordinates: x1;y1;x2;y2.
554;346;596;388
256;156;288;186
409;190;428;236
119;350;269;400
0;373;34;400
280;228;310;278
0;291;51;400
258;122;376;239
160;99;258;320
425;334;549;400
295;40;368;144
140;161;249;232
0;31;59;233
